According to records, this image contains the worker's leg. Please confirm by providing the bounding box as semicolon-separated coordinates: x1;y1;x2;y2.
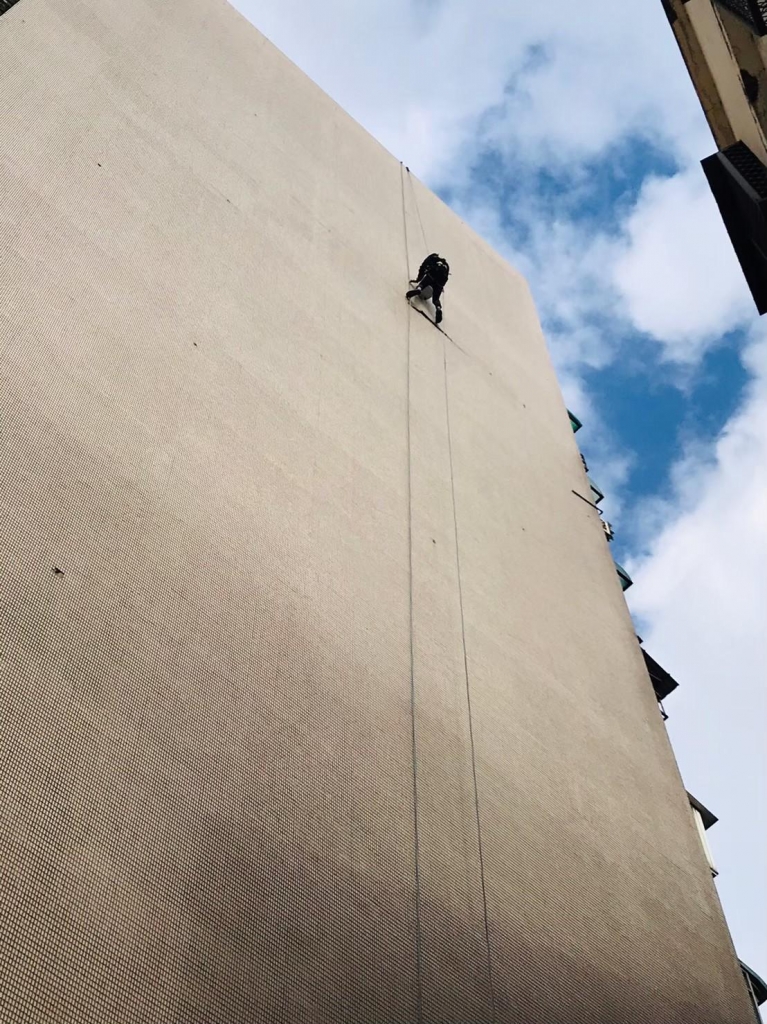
406;276;424;299
433;293;443;324
407;280;433;301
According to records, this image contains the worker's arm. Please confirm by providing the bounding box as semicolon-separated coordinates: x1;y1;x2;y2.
416;255;437;280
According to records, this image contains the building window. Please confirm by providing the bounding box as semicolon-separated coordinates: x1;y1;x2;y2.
714;0;767;36
0;0;25;15
640;647;679;720
740;961;767;1020
588;476;604;506
688;794;719;877
740;68;760;103
568;410;582;433
615;562;633;591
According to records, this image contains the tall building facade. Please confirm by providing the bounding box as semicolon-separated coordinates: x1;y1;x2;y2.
0;1;758;1021
663;0;767;312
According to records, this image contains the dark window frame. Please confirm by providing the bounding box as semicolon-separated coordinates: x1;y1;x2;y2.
714;0;767;35
702;141;767;315
0;0;25;16
687;792;719;877
587;476;605;506
641;649;679;703
740;961;767;1018
614;562;633;592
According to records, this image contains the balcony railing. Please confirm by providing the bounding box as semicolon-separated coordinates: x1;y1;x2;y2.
715;0;767;34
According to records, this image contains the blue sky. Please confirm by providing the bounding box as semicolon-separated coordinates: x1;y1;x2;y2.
236;0;766;995
587;339;749;535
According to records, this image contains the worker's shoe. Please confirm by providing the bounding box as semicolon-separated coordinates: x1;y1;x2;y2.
435;310;443;324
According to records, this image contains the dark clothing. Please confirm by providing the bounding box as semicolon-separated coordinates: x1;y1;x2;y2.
415;254;449;289
407;275;444;305
407;253;449;323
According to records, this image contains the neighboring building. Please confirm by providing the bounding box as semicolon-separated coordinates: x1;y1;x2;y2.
662;0;767;312
0;1;759;1022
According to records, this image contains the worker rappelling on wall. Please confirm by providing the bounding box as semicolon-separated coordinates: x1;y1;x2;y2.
406;253;450;324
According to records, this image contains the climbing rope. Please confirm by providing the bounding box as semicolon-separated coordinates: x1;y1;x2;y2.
406;166;429;254
401;161;497;1023
400;160;424;1024
443;343;498;1023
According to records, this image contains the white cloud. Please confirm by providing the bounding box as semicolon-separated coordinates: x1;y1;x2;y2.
233;0;707;181
613;169;754;361
451;204;615;359
627;332;767;979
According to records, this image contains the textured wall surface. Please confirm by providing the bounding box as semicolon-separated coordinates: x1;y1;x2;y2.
0;1;754;1022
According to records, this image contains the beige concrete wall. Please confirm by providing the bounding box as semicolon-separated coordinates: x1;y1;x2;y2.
717;3;767;144
0;0;754;1021
670;0;767;161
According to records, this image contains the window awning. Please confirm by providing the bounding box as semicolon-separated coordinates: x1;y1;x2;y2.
568;410;582;433
641;649;679;702
588;476;604;506
687;792;718;831
615;562;633;591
